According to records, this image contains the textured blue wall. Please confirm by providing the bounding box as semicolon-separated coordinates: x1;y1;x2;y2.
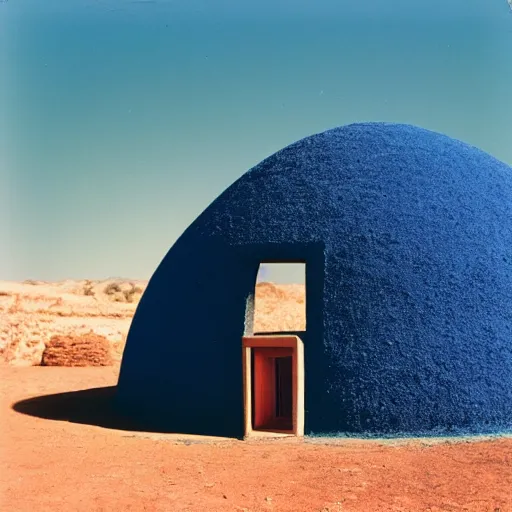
117;122;512;438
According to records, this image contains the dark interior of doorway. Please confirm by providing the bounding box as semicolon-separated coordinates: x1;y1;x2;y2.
251;351;293;432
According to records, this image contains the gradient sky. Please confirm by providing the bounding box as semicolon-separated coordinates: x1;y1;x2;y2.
2;0;512;282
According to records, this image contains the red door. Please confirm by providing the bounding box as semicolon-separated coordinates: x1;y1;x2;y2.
253;347;293;431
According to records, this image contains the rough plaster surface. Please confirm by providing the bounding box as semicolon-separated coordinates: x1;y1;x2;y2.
117;122;512;438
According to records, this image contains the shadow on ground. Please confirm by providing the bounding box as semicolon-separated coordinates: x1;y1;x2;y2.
12;387;162;433
12;387;242;439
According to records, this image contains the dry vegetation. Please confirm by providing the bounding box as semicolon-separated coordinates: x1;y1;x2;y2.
0;279;305;367
41;333;114;367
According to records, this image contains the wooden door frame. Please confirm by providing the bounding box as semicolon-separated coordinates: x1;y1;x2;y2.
242;335;304;438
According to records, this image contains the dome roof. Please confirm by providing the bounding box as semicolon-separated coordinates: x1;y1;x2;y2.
118;122;512;438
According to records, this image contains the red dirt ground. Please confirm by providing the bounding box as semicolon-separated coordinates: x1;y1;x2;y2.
1;364;511;512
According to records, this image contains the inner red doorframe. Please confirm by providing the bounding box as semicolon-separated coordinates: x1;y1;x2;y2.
242;335;304;438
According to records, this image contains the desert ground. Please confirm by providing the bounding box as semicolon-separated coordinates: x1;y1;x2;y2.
1;279;511;511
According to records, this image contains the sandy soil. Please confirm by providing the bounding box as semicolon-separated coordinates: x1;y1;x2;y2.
2;363;512;512
2;280;511;510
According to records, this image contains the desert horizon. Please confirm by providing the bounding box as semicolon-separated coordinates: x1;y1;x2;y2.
0;278;306;367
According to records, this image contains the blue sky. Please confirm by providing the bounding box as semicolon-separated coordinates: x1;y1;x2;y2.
3;0;512;281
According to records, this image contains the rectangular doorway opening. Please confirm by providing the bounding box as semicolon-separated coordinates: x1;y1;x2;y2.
243;335;304;437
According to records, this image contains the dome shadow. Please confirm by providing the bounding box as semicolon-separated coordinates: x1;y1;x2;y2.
12;387;241;437
13;387;158;433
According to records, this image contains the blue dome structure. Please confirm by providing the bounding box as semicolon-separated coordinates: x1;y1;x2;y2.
117;122;512;439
